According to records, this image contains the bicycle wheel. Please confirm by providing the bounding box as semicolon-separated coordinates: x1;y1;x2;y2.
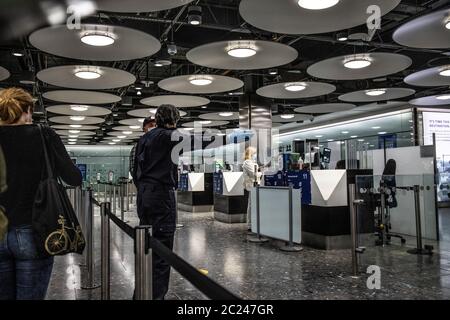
45;231;69;255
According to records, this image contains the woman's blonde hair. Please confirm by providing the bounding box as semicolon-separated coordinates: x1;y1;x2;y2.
0;87;34;124
244;146;257;160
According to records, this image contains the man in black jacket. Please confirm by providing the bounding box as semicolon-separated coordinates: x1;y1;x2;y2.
134;105;181;300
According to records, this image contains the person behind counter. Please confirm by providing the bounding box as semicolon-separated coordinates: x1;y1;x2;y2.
0;87;82;300
134;104;181;300
243;146;262;232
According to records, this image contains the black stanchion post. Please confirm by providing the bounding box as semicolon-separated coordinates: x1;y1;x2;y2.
81;188;100;290
280;187;302;252
135;226;153;300
101;202;111;300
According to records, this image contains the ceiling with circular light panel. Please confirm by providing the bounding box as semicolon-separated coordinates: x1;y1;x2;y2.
0;67;10;81
410;95;450;106
404;65;450;87
96;0;194;13
182;120;230;127
338;88;416;102
198;112;240;121
49;116;105;125
159;75;243;94
393;8;450;49
294;103;356;114
55;130;96;137
141;95;210;108
45;105;112;116
37;65;136;90
186;40;298;70
272;114;312;123
127;108;187;118
239;0;401;35
43;90;121;105
257;82;336;99
307;53;412;80
29;24;161;61
2;0;450;146
51;125;101;131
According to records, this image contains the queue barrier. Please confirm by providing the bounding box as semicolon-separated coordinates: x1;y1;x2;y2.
86;194;240;300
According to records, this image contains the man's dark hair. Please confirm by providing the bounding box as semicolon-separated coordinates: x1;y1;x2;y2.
155;104;180;128
142;117;155;130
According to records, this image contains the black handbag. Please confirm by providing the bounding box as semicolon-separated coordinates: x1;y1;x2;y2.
32;125;85;257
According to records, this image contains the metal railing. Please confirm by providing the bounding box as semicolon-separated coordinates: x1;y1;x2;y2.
68;185;240;300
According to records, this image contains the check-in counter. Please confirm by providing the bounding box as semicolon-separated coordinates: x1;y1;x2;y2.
302;169;373;250
177;173;214;213
213;172;248;223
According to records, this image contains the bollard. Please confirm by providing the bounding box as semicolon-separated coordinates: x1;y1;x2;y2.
81;189;99;289
349;184;365;276
104;183;107;203
135;226;153;300
101;202;111;300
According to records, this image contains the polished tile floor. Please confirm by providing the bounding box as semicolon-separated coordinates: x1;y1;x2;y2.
46;203;450;300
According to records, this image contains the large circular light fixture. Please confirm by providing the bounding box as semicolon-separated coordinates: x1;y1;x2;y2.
439;68;450;77
226;41;257;58
81;32;115;47
189;75;213;86
70;116;86;121
365;89;386;96
436;94;450;100
344;57;372;69
284;83;307;92
70;105;90;112
280;114;295;119
297;0;340;10
219;112;233;117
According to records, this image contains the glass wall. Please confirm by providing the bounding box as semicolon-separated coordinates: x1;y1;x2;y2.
66;145;133;187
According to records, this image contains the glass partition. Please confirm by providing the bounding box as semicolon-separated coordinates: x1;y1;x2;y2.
354;174;438;269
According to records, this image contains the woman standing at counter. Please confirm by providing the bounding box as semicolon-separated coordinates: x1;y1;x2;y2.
243;147;261;232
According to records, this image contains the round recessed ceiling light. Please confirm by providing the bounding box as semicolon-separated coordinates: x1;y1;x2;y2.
189;76;213;86
439;68;450;77
118;135;126;139
297;0;339;10
122;131;133;135
344;57;372;69
372;126;381;129
13;52;24;57
68;138;77;142
436;94;450;100
68;142;77;145
284;82;307;92
365;89;387;96
81;33;115;47
70;124;82;128
342;131;349;134
129;125;141;130
70;105;90;112
112;139;121;142
446;21;450;30
378;132;387;135
226;41;257;58
199;120;212;125
351;135;358;138
69;135;79;138
74;68;101;80
108;142;116;145
70;116;86;121
69;130;80;134
315;135;323;138
219;112;233;117
280;114;295;119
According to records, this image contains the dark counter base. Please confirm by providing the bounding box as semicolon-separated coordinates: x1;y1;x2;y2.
213;193;248;224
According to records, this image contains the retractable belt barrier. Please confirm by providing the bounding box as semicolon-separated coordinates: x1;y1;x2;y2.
90;195;240;300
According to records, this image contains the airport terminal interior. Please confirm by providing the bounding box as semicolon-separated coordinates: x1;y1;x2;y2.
1;0;450;300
